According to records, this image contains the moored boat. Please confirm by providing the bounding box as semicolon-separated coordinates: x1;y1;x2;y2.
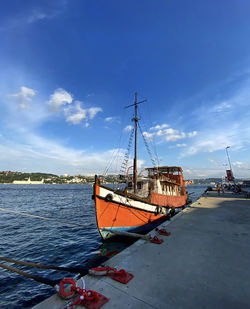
93;93;188;239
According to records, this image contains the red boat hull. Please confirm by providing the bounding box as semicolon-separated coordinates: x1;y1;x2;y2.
94;183;187;239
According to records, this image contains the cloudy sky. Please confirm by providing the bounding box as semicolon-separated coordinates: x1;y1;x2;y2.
1;0;250;178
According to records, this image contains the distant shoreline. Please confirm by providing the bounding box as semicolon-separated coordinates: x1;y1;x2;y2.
0;182;93;185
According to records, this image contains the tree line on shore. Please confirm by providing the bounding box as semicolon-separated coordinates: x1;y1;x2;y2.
0;171;123;184
0;171;239;185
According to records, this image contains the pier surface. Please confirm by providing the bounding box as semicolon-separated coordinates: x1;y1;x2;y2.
33;192;250;309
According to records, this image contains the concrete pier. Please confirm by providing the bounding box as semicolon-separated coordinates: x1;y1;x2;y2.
33;191;250;309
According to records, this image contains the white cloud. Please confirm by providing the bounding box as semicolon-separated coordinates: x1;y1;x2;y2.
86;93;95;97
141;125;189;143
169;143;187;149
164;128;175;134
0;133;144;175
179;76;250;158
232;161;244;168
105;117;114;122
104;116;120;125
164;131;186;142
212;101;232;113
64;101;86;124
208;158;216;164
188;131;198;138
182;160;250;178
150;123;169;130
0;2;67;31
27;11;51;23
177;143;187;147
181;112;250;157
7;86;102;129
124;125;133;132
9;86;36;109
143;131;154;139
181;130;235;157
182;166;228;178
156;130;164;136
88;107;102;119
48;88;73;111
64;101;102;126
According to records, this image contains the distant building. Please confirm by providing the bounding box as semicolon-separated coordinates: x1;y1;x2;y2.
13;177;44;184
242;180;250;187
184;180;194;185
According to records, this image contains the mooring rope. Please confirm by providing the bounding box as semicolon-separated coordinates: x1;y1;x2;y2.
0;255;109;287
0;257;88;274
0;262;59;286
0;207;91;228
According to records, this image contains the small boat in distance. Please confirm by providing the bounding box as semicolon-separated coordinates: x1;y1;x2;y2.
93;93;188;240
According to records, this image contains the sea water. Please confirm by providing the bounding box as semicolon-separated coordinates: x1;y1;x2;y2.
0;184;102;308
186;184;209;204
0;183;207;308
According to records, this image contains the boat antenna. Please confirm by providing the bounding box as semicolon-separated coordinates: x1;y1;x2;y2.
125;92;147;193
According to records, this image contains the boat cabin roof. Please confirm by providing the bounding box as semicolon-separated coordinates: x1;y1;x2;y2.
146;166;183;173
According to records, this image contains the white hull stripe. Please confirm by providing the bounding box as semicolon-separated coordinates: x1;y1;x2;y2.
99;186;165;213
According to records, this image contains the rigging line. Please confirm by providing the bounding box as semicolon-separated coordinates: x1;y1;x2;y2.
126;206;149;224
139;102;160;167
140;117;159;167
0;207;92;228
110;203;121;229
102;141;119;176
129;202;154;220
98;197;121;226
115;193;149;222
103;148;120;176
138;122;156;167
103;142;121;177
111;198;148;224
114;104;135;173
129;207;150;221
102;102;128;176
120;127;134;175
103;118;129;175
102;139;117;176
120;194;152;220
115;192;152;221
103;150;115;175
110;193;146;223
99;201;113;219
103;141;124;175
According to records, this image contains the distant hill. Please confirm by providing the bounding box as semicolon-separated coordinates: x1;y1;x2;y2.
0;171;123;184
192;178;241;184
0;171;241;185
0;171;58;183
192;178;221;184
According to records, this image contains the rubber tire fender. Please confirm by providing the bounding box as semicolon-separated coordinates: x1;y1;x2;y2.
105;193;113;202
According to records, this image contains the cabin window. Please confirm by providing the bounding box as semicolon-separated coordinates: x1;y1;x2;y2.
137;182;142;189
128;182;132;189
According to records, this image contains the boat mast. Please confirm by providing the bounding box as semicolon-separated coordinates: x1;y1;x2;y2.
126;93;147;193
133;93;138;193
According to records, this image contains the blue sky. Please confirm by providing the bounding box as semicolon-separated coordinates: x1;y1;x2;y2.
1;0;250;178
